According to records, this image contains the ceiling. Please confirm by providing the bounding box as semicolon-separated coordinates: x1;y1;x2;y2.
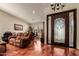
0;3;50;24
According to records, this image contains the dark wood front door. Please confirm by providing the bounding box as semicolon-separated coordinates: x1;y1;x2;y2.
51;12;69;47
47;9;77;48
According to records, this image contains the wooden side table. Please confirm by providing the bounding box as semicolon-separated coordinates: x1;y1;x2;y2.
0;41;6;53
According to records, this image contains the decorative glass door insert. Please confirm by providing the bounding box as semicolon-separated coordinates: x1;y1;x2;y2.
54;18;65;43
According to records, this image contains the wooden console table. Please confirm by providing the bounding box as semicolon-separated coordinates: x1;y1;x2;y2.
0;41;6;53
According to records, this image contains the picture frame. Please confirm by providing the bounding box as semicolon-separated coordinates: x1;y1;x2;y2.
14;24;23;31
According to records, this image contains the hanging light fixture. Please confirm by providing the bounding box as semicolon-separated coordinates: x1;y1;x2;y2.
51;3;65;11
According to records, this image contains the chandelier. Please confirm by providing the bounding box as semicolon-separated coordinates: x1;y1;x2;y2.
51;3;65;11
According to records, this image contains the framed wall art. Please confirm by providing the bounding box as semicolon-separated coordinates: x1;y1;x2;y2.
14;24;23;31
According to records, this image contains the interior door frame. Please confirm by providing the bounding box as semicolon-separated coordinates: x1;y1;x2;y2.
46;9;77;48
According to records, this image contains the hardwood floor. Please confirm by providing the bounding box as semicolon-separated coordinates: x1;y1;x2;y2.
0;40;79;56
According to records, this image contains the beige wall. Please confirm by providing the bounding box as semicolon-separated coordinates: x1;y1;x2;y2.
31;22;43;31
31;22;43;39
43;3;79;49
0;10;29;39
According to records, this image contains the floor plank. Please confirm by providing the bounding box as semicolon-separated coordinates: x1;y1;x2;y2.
1;40;79;56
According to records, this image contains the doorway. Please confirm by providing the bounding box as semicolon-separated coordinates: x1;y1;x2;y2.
47;9;77;48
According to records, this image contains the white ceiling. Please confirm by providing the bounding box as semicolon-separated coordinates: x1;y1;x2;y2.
0;3;50;24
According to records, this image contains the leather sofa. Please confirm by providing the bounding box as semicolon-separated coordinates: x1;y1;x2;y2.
9;32;34;48
14;39;31;48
